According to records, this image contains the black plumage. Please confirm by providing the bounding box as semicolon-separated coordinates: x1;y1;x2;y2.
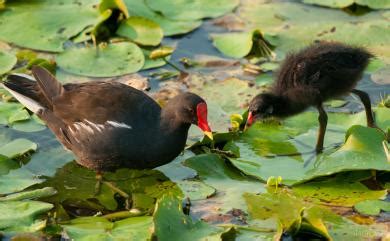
2;66;213;208
3;66;212;171
247;42;375;152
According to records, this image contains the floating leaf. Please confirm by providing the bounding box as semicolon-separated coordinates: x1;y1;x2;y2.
0;200;53;232
56;42;145;77
212;32;253;58
63;216;153;241
0;0;101;52
146;0;239;21
224;108;390;185
117;16;163;46
154;194;232;241
0;187;57;201
0;138;37;159
0;50;16;75
238;2;390;63
354;200;390;216
149;46;174;60
303;0;390;9
184;154;265;212
190;77;259;114
123;0;201;36
293;173;387;207
0;99;46;132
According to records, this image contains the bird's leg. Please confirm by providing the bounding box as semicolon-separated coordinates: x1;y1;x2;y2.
95;172;103;196
351;89;375;127
316;103;328;153
102;181;132;210
94;172;133;210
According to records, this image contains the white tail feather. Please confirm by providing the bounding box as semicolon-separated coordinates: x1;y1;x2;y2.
1;83;44;113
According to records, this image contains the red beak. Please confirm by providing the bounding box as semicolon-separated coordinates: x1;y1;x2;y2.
196;102;213;140
246;111;254;127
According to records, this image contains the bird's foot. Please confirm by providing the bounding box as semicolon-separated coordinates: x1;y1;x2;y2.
102;180;133;210
94;173;133;210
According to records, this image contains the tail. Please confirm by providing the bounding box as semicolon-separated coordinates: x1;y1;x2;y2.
2;66;65;114
31;66;64;104
2;74;44;113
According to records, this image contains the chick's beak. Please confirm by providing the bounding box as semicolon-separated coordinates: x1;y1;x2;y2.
196;102;213;140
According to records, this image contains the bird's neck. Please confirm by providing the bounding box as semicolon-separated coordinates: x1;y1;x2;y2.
270;94;304;118
147;109;190;165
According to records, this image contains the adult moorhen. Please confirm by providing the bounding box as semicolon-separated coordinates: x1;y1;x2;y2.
2;66;213;207
247;42;375;152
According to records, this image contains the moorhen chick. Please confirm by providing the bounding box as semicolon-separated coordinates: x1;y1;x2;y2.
2;66;213;207
247;42;375;152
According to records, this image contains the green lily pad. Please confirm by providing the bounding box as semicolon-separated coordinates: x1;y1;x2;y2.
213;30;273;59
224;108;390;185
56;42;145;77
0;0;101;52
0;200;53;232
146;0;239;21
184;154;265;212
212;31;253;58
190;77;259;114
237;2;390;63
303;0;390;9
0;50;16;75
0;187;57;201
154;194;233;241
177;180;216;201
63;216;153;241
117;16;163;46
123;0;201;36
0;100;46;132
354;200;390;216
293;173;387;207
0;135;74;194
0;138;37;159
37;161;182;212
243;190;386;240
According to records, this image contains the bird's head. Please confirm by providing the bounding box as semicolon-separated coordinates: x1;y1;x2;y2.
169;92;213;140
247;93;275;126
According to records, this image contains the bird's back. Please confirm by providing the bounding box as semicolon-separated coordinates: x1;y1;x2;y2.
273;42;373;100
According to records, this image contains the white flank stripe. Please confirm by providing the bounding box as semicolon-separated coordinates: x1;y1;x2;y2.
11;73;36;81
107;121;132;129
1;83;44;113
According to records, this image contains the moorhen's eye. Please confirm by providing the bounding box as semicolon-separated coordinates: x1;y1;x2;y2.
188;109;194;114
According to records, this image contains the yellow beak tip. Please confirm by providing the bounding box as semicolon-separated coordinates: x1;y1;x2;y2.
204;131;213;140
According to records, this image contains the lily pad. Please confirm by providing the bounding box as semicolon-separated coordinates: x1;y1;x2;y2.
0;50;16;75
354;200;390;216
56;42;145;77
0;100;46;132
0;200;53;232
117;16;163;46
243;190;386;240
237;2;390;63
293;173;387;207
224;108;390;185
63;216;153;241
0;138;37;159
123;0;201;36
212;32;253;58
0;0;101;52
184;153;265;212
190;77;259;114
146;0;239;21
303;0;390;9
154;194;232;241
